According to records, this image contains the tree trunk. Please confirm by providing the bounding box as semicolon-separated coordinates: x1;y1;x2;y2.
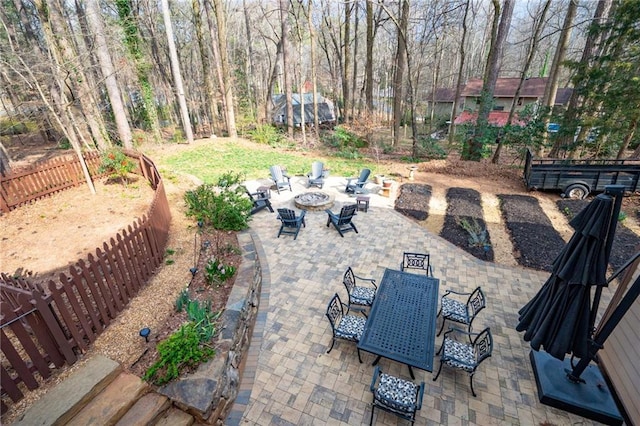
193;0;218;137
342;1;351;123
365;0;374;113
448;0;470;145
86;0;133;148
492;0;551;163
618;117;637;159
203;0;227;132
212;0;237;138
541;0;577;156
242;0;257;121
351;6;359;120
392;0;409;147
266;38;283;123
161;0;194;143
464;0;514;161
307;0;320;138
280;0;294;138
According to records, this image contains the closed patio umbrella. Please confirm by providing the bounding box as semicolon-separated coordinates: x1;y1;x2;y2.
516;192;613;360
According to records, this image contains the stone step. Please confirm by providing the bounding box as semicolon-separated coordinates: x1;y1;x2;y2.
115;392;171;426
66;371;148;425
13;355;121;426
153;407;196;426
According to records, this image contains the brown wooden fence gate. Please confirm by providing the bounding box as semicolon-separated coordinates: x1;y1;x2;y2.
0;151;171;413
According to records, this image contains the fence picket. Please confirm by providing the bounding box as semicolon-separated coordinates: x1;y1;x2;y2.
65;269;100;342
86;253;118;318
47;278;88;352
96;247;127;308
1;365;23;403
0;310;39;390
109;237;135;299
77;259;110;328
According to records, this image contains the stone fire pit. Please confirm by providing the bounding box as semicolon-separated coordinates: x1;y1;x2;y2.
294;191;335;211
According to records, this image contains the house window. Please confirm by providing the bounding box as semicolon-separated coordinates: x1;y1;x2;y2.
517;97;523;106
493;106;504;111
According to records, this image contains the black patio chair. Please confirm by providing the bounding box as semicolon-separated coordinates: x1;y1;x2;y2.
437;286;486;336
433;327;493;397
325;204;358;237
342;267;377;316
369;366;424;425
307;161;325;189
345;168;371;194
276;208;306;240
269;165;292;194
246;189;274;215
325;293;365;363
400;252;434;277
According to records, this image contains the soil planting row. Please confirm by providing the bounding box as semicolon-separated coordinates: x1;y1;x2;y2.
394;183;432;220
440;188;494;261
557;199;640;274
498;194;565;271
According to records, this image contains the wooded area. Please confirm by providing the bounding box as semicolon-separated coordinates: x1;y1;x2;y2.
1;0;638;168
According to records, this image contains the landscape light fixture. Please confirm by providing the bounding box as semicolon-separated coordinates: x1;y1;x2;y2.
139;327;151;343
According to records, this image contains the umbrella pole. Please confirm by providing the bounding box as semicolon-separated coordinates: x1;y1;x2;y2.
568;274;640;382
588;185;625;337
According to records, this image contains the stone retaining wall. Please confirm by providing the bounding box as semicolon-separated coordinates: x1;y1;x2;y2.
158;231;261;424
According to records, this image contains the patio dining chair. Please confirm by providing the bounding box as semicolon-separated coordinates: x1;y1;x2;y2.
369;366;424;425
269;165;292;194
307;161;325;189
276;208;306;240
433;327;493;397
325;293;365;363
342;267;377;315
325;204;358;237
437;286;486;336
345;168;371;194
400;252;434;277
246;189;274;215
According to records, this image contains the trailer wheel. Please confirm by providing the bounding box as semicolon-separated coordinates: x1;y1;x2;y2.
564;183;589;199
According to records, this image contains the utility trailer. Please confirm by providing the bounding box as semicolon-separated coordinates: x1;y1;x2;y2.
523;149;640;199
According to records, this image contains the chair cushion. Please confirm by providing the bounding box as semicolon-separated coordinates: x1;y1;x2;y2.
441;297;469;323
374;373;418;414
336;315;365;341
442;339;475;372
351;286;375;306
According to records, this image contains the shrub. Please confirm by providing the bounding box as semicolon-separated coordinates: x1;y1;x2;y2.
99;148;136;185
204;257;236;285
418;136;447;159
248;124;285;146
184;172;253;231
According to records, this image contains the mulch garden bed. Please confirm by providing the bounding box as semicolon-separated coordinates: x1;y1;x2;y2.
557;199;640;274
498;194;565;271
440;188;494;261
394;183;432;220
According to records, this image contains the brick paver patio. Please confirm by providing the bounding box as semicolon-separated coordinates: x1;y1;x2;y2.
227;176;607;425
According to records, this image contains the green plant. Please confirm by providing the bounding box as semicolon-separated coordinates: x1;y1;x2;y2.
143;322;215;385
458;217;491;248
184;172;253;231
175;288;190;312
562;206;573;217
618;211;627;222
99;148;136;186
418;136;447;159
204;258;237;285
248;124;285;146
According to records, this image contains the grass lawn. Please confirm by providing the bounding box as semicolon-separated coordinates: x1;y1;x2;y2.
146;138;389;184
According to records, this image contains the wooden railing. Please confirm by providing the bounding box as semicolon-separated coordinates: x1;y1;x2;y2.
0;151;171;413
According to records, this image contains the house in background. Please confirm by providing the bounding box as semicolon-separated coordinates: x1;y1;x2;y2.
425;88;460;118
428;77;573;129
271;93;336;127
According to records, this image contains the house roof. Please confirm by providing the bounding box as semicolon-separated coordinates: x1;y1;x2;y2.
454;110;527;127
428;88;458;103
462;77;549;98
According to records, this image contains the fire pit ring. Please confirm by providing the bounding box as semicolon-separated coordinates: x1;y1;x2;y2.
294;191;335;211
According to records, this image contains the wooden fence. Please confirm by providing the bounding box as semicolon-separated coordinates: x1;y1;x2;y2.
0;151;171;413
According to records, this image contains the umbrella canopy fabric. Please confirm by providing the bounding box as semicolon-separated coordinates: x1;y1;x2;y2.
516;194;614;360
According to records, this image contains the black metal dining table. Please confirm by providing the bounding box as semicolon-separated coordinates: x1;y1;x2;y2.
358;268;440;378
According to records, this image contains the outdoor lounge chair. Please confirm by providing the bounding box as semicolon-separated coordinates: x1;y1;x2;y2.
325;293;365;363
307;161;325;189
370;366;424;425
246;189;274;215
326;204;358;237
276;208;306;240
342;267;377;315
433;327;493;397
437;286;486;336
400;252;434;277
269;165;292;193
345;168;371;194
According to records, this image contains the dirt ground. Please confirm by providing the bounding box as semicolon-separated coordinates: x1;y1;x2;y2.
2;138;640;422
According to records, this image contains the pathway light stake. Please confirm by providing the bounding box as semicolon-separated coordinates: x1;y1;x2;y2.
139;327;151;343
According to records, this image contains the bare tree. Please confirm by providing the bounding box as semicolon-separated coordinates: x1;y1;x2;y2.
391;0;408;147
448;0;470;145
212;0;237;138
280;0;293;138
85;0;133;148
